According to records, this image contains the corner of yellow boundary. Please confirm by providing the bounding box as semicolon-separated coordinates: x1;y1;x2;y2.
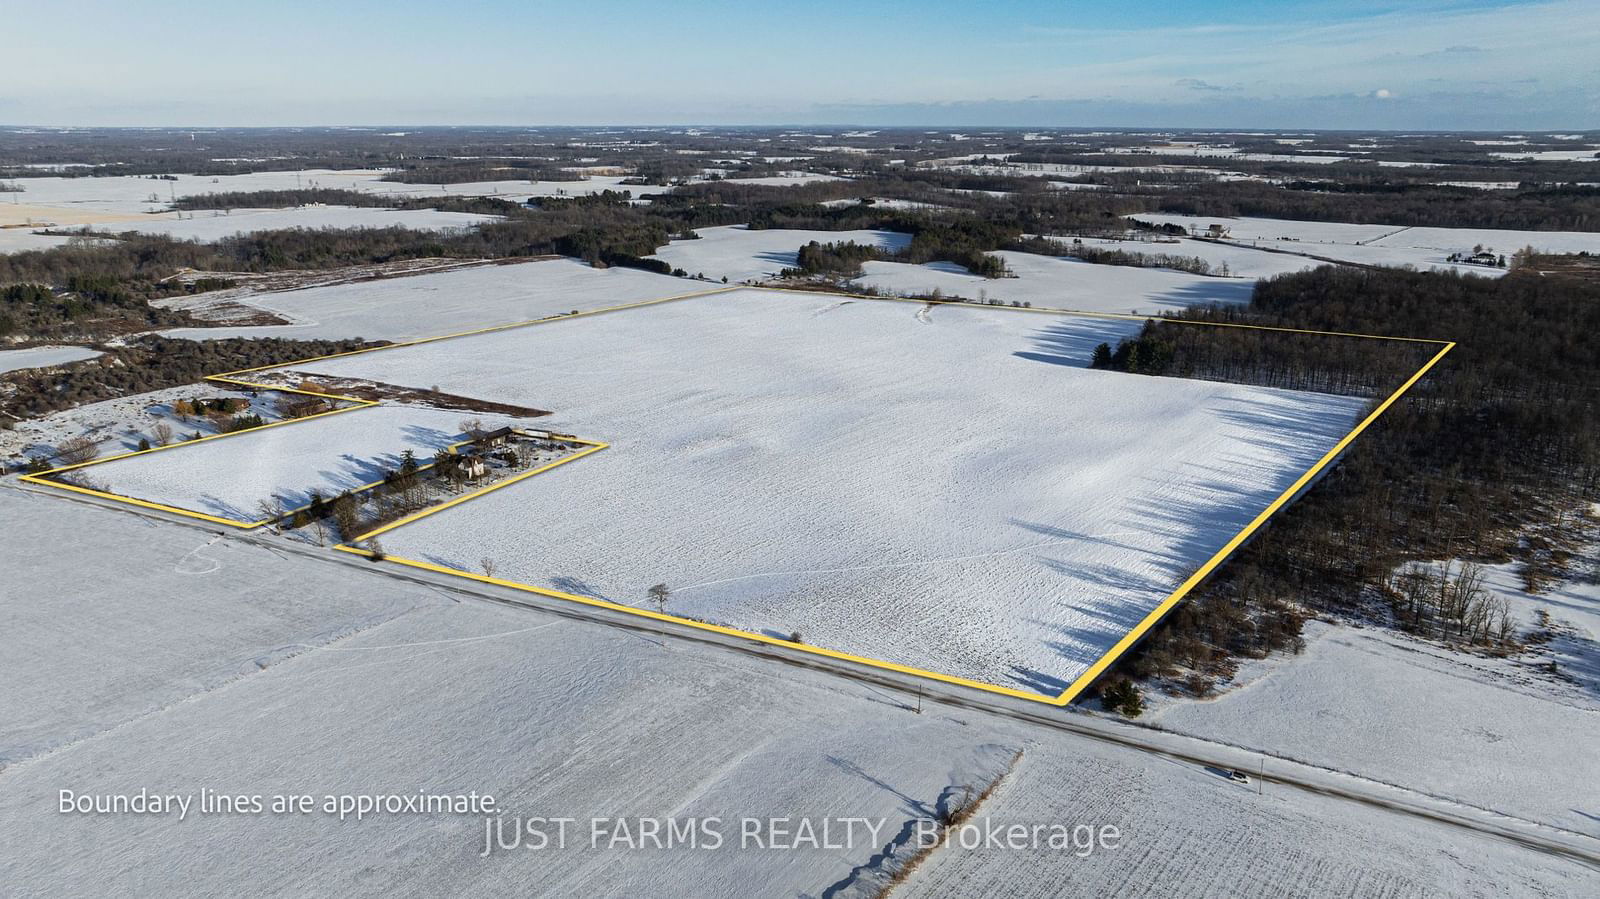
1048;337;1456;705
17;278;1453;708
16;284;737;529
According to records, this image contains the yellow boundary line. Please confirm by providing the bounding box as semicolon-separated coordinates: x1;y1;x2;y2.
15;281;1452;707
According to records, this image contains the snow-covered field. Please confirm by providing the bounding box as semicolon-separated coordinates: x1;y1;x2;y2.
1489;148;1599;162
155;257;703;342
274;289;1364;693
0;227;77;254
899;736;1594;897
1131;213;1600;276
0;344;101;374
0;485;1016;896
1148;614;1600;839
0;170;396;218
713;171;845;187
80;404;515;522
88;206;501;242
0;169;637;220
641;223;1278;313
648;224;912;282
3;486;1590;896
0;486;431;767
851;250;1258;313
0;170;635;252
1134;212;1600;257
1045;236;1326;280
0;169;638;253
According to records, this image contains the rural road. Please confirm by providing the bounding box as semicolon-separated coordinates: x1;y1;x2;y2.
13;479;1600;871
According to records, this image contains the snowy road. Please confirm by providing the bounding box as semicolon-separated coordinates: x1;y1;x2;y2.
14;479;1600;873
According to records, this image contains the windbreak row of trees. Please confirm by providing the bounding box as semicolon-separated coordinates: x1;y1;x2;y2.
2;335;383;422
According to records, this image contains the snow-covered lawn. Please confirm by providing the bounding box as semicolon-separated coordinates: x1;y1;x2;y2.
0;344;101;374
851;250;1258;314
155;257;703;342
0;383;274;467
277;289;1364;694
79;404;515;522
648;225;912;282
89;206;501;241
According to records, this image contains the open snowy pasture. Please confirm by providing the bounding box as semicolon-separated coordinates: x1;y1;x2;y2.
1044;235;1326;280
0;169;395;219
648;224;912;282
0;170;636;232
155;257;702;342
898;736;1595;898
279;289;1365;694
850;249;1258;314
1147;615;1600;840
77;404;517;523
0;486;432;767
92;205;501;242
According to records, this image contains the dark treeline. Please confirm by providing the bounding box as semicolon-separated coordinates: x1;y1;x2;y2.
2;335;384;422
1009;235;1216;275
1091;318;1437;397
1105;266;1600;701
377;159;587;184
173;189;541;218
1149;180;1600;231
171;188;399;210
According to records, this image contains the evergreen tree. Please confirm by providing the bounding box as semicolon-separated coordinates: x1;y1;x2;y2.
1091;342;1113;369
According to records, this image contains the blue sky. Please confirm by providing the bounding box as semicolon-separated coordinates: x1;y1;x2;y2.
2;0;1595;128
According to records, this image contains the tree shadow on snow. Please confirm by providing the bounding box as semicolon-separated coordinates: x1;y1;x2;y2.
1012;318;1142;368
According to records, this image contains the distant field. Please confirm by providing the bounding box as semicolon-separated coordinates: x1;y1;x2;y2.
1132;212;1600;275
96;206;501;241
273;289;1365;694
648;224;911;281
157;257;706;342
646;226;1261;314
0;344;101;375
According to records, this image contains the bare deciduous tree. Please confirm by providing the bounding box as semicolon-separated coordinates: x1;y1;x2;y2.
56;435;99;466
